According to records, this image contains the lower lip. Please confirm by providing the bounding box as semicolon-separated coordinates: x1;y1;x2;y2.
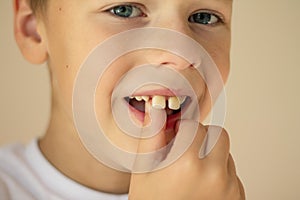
128;105;145;123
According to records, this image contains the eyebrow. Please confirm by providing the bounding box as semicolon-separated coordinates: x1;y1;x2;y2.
214;0;233;3
211;0;233;6
200;0;233;5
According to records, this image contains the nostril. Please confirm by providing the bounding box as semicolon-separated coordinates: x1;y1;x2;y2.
159;61;189;70
160;61;175;66
159;61;193;71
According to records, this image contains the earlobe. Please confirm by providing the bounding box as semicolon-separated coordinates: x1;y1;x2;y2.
13;0;47;64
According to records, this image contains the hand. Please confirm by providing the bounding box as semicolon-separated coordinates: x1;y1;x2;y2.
129;109;245;200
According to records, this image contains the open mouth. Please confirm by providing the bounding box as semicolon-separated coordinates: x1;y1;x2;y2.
124;94;191;130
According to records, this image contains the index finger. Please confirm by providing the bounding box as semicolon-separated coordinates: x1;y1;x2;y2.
132;102;168;173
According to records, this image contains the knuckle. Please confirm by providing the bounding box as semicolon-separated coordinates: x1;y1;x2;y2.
219;127;230;143
205;125;230;154
196;123;207;136
180;153;202;170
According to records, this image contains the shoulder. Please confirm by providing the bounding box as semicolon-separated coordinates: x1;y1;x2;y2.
0;141;130;200
0;142;27;199
0;141;43;200
0;142;27;171
0;142;27;170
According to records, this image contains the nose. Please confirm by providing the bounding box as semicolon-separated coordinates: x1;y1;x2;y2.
142;7;198;71
149;2;191;34
143;50;193;71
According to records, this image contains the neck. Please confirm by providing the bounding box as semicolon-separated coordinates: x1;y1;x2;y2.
39;101;131;194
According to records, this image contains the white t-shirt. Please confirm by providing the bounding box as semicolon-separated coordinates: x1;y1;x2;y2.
0;140;128;200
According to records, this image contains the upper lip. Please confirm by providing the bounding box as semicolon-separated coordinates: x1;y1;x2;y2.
130;88;193;97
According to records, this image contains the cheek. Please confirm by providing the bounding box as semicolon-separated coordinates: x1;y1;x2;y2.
192;32;231;120
94;57;135;123
199;44;230;120
207;44;230;83
193;29;231;83
46;35;86;107
45;27;115;116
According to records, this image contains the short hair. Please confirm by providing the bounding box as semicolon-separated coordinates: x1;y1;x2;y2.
28;0;46;14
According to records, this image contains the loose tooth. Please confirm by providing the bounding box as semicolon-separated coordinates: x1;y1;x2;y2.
142;96;149;102
135;96;143;101
178;96;187;104
168;97;180;110
152;96;166;109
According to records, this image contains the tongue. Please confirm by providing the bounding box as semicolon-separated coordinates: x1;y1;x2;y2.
129;99;145;112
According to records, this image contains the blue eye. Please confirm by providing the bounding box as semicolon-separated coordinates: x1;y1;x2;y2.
189;12;221;25
109;5;144;18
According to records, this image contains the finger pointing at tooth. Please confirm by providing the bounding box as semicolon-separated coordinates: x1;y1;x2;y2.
133;101;168;172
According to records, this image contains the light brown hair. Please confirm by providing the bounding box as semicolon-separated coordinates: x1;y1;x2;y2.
28;0;46;14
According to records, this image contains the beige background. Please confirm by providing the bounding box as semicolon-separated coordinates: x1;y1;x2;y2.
1;0;300;199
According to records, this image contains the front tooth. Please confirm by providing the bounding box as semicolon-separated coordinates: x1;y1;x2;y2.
168;97;180;110
152;96;166;109
135;96;143;101
142;96;149;102
178;96;187;104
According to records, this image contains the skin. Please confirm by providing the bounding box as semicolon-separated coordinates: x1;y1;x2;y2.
14;0;245;199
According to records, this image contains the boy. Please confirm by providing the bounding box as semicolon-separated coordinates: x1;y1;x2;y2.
0;0;245;199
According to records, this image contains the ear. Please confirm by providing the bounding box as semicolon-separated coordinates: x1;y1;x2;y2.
13;0;47;64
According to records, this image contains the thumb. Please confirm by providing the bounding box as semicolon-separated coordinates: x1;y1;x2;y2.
132;102;168;173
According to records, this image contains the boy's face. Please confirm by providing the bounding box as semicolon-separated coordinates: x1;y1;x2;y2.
37;0;232;151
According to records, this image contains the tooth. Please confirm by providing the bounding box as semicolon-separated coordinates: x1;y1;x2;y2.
135;96;143;101
168;97;180;110
142;96;149;102
178;96;187;104
152;96;166;109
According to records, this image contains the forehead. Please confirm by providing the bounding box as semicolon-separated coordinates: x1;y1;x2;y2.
43;0;233;16
46;0;233;8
